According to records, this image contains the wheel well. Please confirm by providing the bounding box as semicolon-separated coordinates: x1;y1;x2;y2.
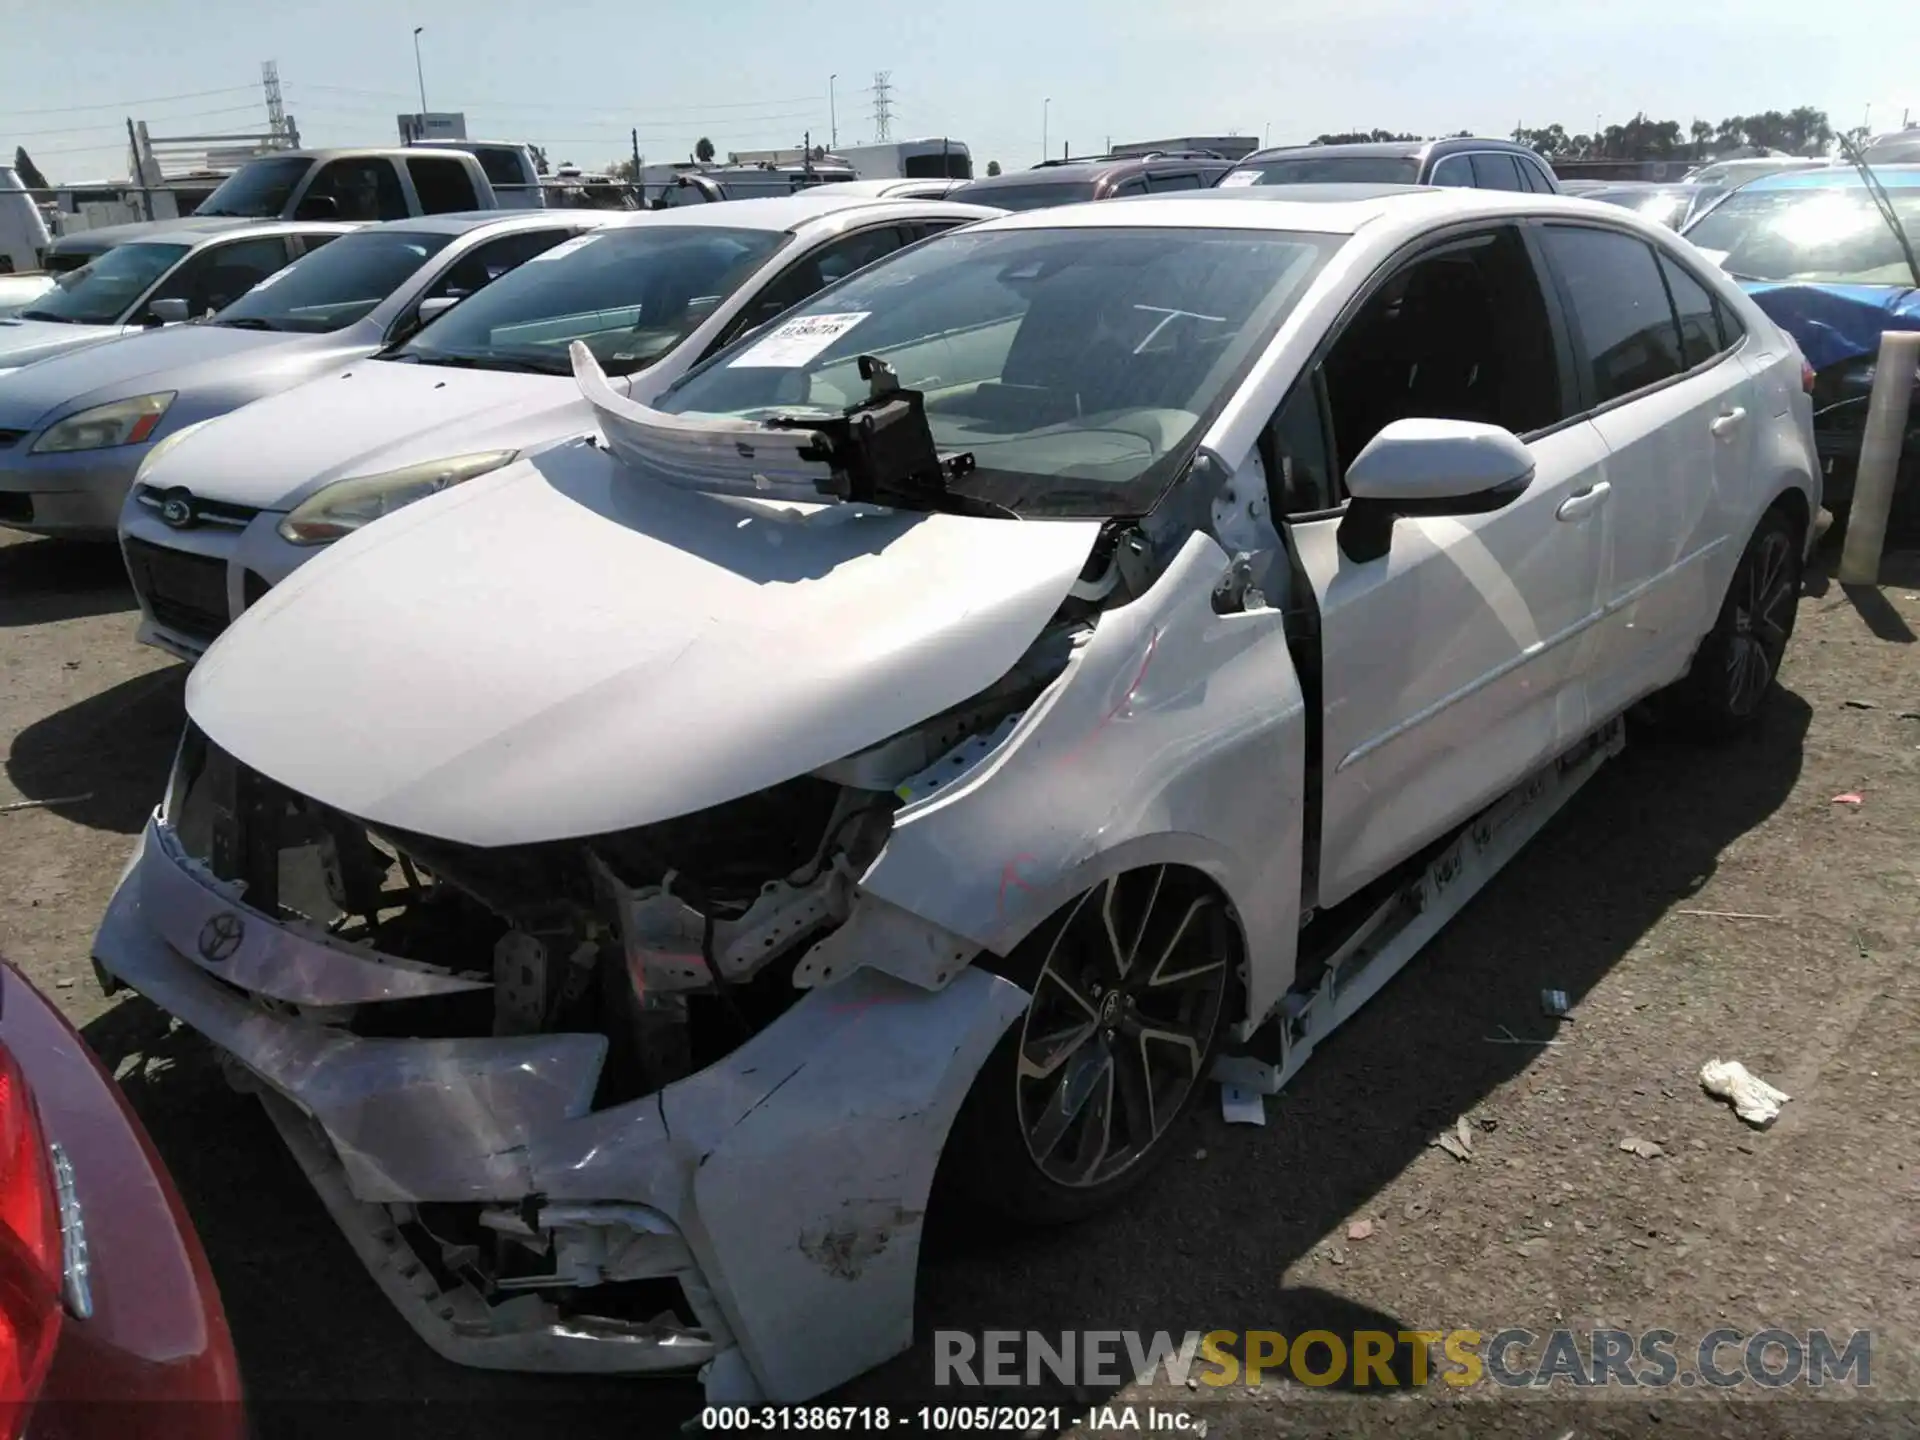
1767;486;1810;550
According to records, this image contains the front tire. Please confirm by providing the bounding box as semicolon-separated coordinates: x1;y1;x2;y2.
944;866;1238;1226
1667;505;1802;739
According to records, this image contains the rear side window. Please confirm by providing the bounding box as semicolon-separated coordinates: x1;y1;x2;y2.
1428;154;1473;187
1148;172;1202;192
1539;226;1685;404
408;156;481;213
1656;252;1725;368
1470;153;1525;191
1516;159;1555;193
469;148;527;187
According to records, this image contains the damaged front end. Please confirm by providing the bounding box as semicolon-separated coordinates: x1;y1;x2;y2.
93;622;1091;1400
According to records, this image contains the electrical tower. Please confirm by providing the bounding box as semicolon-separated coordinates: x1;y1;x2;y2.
870;71;894;143
262;60;291;145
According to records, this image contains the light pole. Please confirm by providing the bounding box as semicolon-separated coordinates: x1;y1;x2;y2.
829;74;837;150
1043;97;1051;163
412;27;428;122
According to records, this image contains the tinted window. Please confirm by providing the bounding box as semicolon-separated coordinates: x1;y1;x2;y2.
1656;252;1724;368
304;158;409;221
1682;184;1920;285
139;236;293;321
1540;226;1684;403
727;228;905;340
948;180;1096;211
195;157;311;218
422;228;572;303
1518;159;1557;194
661;226;1345;517
1266;377;1336;514
400;225;784;376
408;156;480;213
1320;227;1566;476
214;228;453;333
1712;294;1746;349
1111;176;1149;197
468;148;528;187
903;151;971;180
18;241;189;324
1429;155;1473;187
1148;172;1203;192
1470;153;1525;191
1225;155;1420;186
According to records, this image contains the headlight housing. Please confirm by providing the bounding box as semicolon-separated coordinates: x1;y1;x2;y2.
132;416;217;487
30;392;174;454
276;450;518;546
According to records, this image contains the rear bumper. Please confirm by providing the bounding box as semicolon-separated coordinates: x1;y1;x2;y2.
92;818;1027;1404
0;962;244;1438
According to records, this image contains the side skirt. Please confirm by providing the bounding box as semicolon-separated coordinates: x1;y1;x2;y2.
1213;716;1624;1096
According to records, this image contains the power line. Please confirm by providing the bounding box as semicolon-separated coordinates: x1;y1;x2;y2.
287;83;828;118
0;85;258;117
5;104;266;142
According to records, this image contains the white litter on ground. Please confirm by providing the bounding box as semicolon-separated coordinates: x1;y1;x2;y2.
1700;1058;1791;1128
1220;1084;1267;1125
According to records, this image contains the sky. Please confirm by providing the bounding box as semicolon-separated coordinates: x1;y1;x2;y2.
6;0;1918;182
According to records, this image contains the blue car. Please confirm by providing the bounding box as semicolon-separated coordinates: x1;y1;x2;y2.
1683;164;1920;528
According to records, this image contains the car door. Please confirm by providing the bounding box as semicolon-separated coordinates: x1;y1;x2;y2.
1266;223;1612;908
1532;223;1757;715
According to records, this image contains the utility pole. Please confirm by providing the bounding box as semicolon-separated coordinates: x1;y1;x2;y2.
631;127;641;196
126;117;152;219
1042;97;1050;163
262;61;290;147
412;26;428;122
829;75;838;149
871;71;893;143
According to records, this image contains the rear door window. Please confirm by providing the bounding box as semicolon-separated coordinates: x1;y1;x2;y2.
1656;252;1726;368
1539;225;1686;404
1470;153;1525;191
407;156;481;213
1428;154;1473;187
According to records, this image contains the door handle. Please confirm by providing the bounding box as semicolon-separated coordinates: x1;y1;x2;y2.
1556;481;1611;522
1710;406;1747;439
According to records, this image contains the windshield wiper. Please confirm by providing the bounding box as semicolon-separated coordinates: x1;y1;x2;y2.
214;316;279;331
766;355;1013;519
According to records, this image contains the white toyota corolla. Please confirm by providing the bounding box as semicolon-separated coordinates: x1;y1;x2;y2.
93;185;1819;1405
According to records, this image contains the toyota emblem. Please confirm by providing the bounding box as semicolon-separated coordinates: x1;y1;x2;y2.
197;912;245;963
160;494;195;529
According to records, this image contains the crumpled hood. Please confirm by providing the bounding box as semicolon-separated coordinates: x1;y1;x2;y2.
0;323;300;430
146;357;608;509
1741;280;1920;373
186;439;1102;847
0;319;124;371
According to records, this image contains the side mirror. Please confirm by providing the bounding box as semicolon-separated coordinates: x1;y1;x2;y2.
1336;418;1534;563
416;295;461;324
294;193;339;221
148;297;190;325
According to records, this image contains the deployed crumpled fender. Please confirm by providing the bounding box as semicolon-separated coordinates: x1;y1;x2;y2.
796;529;1310;1032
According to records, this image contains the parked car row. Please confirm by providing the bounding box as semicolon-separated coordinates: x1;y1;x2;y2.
4;163;1824;1417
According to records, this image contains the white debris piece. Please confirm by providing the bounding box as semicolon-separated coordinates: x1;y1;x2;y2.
1700;1058;1791;1128
1220;1084;1267;1126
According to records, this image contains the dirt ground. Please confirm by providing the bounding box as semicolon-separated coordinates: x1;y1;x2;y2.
1;525;1915;1440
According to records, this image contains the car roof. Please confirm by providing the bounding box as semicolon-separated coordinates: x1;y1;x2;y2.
972;185;1663;237
137;218;362;248
1743;164;1920;191
956;155;1225;189
367;209;618;238
614;192;1002;231
1239;136;1536;164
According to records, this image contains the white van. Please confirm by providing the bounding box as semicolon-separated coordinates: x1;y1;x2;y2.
0;168;53;274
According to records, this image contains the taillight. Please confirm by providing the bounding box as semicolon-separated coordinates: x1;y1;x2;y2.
0;1045;62;1437
1801;357;1817;394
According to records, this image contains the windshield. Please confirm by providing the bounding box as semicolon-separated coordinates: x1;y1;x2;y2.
1684;185;1920;285
1226;156;1421;186
18;241;189;325
656;225;1344;517
396;225;785;376
214;229;453;333
952;181;1097;211
194;157;312;218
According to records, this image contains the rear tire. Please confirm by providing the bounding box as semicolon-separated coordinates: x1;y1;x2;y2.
1665;505;1802;740
944;866;1239;1226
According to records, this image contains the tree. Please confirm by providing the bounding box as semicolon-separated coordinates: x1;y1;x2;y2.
1313;129;1422;145
694;136;715;163
12;146;49;191
986;160;1001;176
1688;120;1713;158
608;157;638;182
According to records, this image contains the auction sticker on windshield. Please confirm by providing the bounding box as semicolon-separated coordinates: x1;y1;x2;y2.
729;311;870;368
1219;170;1262;188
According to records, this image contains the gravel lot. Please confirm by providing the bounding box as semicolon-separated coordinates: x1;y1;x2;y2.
1;525;1915;1439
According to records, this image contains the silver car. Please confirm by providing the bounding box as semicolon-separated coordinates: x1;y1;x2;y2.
0;211;615;540
0;220;355;374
